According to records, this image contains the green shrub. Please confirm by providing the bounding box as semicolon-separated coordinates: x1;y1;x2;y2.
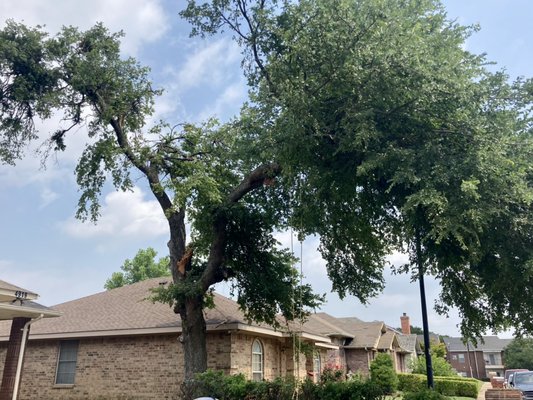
398;373;426;393
410;356;456;376
369;353;399;394
189;369;386;400
398;373;479;398
308;379;384;400
434;377;478;398
320;367;345;383
188;370;248;400
403;389;447;400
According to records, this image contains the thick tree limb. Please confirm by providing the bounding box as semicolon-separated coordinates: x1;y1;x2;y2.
199;162;282;291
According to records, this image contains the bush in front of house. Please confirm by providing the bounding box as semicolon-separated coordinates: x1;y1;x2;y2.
410;355;456;376
403;389;447;400
300;378;384;400
434;376;479;398
190;370;385;400
369;353;399;394
397;373;427;393
398;373;480;398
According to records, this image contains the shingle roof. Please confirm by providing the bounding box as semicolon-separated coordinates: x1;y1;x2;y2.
397;334;418;353
334;318;385;349
444;336;512;352
0;278;327;341
377;330;396;350
0;279;38;301
303;313;354;339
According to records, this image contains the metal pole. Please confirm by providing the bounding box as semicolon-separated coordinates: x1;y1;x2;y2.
416;229;434;389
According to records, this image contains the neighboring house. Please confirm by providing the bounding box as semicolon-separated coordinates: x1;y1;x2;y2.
0;279;420;399
303;313;417;376
444;336;512;379
390;313;422;373
0;278;333;400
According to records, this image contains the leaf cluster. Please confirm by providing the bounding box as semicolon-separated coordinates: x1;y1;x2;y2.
183;0;533;337
104;247;170;290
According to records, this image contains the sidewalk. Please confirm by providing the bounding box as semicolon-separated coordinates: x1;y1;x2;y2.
477;382;492;400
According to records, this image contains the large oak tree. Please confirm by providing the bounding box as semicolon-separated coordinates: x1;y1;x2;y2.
1;0;532;391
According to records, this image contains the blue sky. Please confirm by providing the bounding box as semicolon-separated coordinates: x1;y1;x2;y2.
0;0;531;338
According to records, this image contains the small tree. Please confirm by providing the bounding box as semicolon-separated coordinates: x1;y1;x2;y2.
411;341;454;376
504;338;533;370
411;356;455;377
370;353;398;394
104;247;170;290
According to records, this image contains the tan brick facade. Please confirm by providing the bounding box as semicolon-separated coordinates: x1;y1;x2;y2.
346;348;373;376
0;331;322;400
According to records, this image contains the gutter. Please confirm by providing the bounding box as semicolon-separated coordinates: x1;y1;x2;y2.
12;314;43;400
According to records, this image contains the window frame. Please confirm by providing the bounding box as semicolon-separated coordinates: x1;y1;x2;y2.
251;339;264;381
313;351;321;382
55;340;79;385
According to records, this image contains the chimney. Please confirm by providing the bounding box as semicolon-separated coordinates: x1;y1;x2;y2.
400;313;411;335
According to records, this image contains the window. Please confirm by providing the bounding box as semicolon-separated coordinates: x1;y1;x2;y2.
458;353;465;363
252;339;263;381
313;352;321;382
55;340;79;385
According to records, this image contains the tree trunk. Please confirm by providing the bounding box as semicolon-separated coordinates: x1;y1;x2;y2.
165;209;209;384
180;295;208;380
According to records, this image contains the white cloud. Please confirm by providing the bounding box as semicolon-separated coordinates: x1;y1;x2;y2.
198;79;248;122
39;187;59;208
174;39;241;91
0;0;169;56
61;186;167;238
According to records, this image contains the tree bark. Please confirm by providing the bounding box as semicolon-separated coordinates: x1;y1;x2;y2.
179;295;207;381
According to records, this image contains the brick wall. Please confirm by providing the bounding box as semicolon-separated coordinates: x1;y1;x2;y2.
229;333;285;380
485;389;522;399
346;348;371;376
17;335;183;400
0;331;328;399
448;350;487;379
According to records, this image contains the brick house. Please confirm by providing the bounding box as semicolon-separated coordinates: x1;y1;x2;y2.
0;278;336;399
444;336;512;379
302;312;416;376
0;279;60;400
0;278;418;399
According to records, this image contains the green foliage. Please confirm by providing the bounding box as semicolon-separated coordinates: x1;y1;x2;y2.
504;337;533;370
189;371;384;400
0;20;324;338
370;353;398;394
431;343;448;359
2;0;533;382
182;0;533;339
319;368;344;384
410;355;455;377
398;374;480;398
398;373;426;393
104;247;170;290
403;389;447;400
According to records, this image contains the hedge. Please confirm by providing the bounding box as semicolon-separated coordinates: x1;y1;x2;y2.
398;373;480;398
189;370;385;400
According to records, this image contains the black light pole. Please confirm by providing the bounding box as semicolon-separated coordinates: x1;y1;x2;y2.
416;228;434;389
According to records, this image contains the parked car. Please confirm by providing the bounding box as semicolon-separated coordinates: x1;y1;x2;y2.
505;369;529;388
510;371;533;399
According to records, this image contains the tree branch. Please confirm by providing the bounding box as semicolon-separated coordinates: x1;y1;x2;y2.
199;162;282;291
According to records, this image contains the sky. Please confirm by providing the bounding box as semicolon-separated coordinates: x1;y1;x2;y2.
0;0;531;339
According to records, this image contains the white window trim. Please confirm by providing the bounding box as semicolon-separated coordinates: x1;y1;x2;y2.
252;339;264;381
